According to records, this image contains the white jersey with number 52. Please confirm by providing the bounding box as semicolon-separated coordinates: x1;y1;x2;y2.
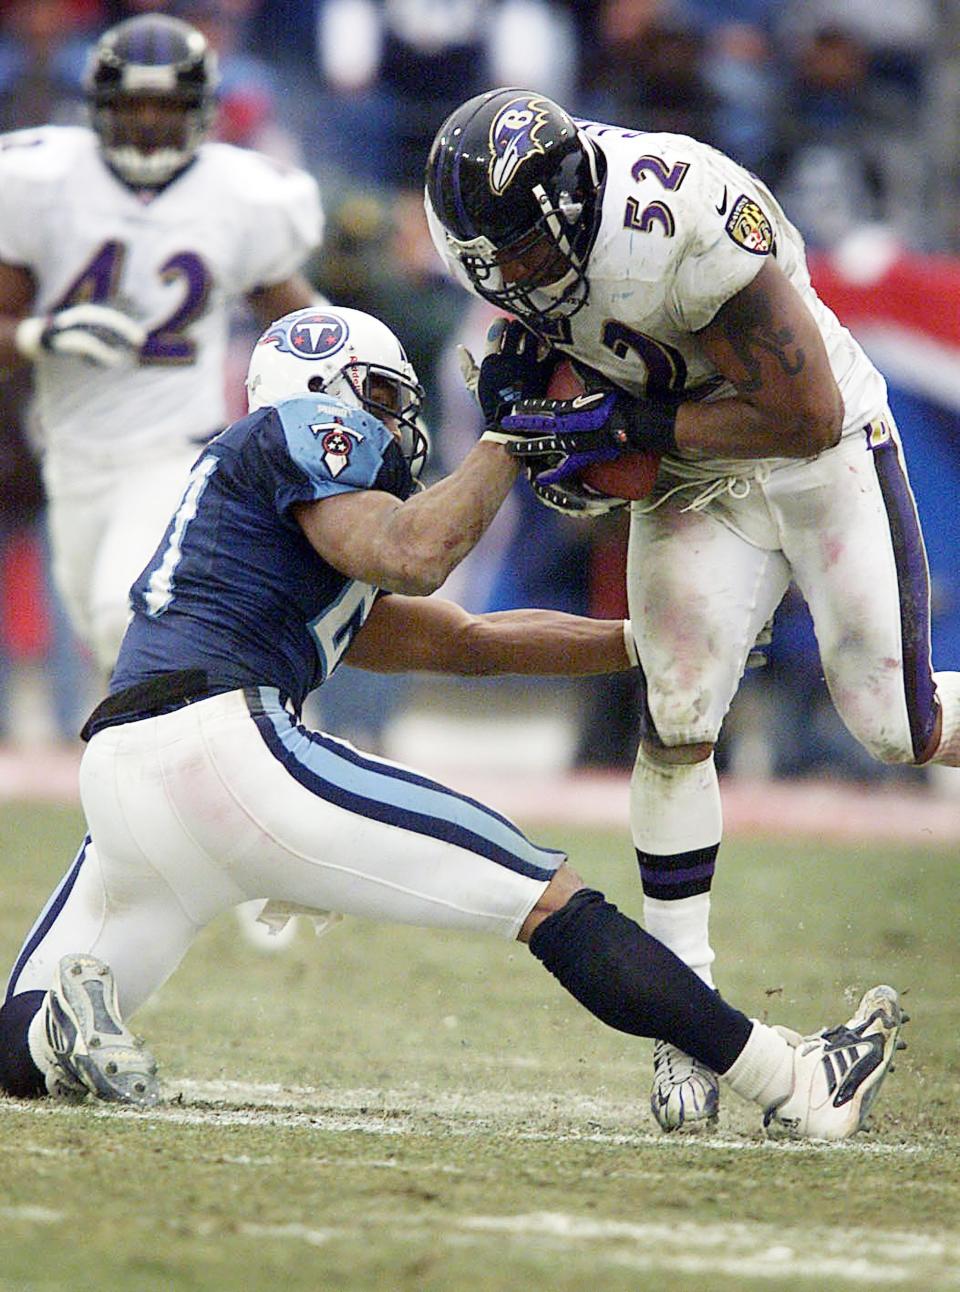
544;124;886;466
0;125;322;461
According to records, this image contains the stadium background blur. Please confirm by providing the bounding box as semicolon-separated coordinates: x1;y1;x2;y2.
1;0;959;794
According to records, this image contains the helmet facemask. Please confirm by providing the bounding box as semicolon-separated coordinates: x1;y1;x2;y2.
445;186;592;321
92;92;213;188
323;360;428;481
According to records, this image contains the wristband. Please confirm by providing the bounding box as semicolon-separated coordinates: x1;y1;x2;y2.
624;398;679;456
14;316;45;360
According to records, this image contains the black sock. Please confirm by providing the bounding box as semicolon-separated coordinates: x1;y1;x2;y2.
529;889;752;1073
0;991;47;1098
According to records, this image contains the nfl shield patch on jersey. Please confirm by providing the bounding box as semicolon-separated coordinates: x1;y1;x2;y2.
725;195;773;255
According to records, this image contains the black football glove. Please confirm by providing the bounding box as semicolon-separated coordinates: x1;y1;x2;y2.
529;474;629;518
459;317;554;435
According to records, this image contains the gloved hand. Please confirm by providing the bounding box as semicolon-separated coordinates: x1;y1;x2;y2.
528;473;628;519
533;443;623;488
15;303;146;367
458;317;554;434
500;388;679;459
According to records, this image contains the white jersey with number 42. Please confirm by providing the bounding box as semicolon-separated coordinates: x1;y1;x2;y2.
0;125;322;462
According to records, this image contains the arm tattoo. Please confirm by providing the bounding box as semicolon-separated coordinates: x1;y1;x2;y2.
716;279;805;393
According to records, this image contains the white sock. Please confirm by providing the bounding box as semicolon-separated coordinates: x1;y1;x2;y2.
632;747;721;987
931;672;960;765
27;997;55;1082
643;893;715;987
722;1020;795;1111
630;746;722;854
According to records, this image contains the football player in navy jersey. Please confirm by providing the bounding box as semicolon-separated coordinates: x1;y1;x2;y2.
0;307;903;1141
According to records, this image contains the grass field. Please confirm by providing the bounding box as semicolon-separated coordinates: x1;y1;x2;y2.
1;798;958;1291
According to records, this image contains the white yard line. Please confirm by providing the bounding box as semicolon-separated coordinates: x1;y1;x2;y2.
455;1213;960;1286
1;1078;928;1158
239;1221;336;1247
0;1205;63;1224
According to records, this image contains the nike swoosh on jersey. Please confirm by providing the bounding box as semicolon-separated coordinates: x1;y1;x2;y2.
715;188;728;216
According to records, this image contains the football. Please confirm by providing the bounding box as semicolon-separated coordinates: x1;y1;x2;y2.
545;359;660;501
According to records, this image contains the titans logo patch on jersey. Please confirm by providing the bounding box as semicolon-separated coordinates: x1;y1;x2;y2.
725;195;773;255
313;421;361;477
488;95;551;195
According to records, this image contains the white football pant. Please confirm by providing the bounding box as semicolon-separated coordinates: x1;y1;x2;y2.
628;415;946;766
43;443;202;672
5;689;560;1017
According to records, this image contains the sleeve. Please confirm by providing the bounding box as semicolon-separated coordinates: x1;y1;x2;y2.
231;153;324;292
666;171;773;334
258;398;401;514
0;130;50;267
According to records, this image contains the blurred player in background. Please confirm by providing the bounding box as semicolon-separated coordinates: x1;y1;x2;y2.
425;87;960;1132
0;12;321;677
0;305;903;1144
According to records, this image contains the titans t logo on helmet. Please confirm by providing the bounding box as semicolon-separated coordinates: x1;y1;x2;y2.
488;96;551;195
262;312;349;361
289;313;348;359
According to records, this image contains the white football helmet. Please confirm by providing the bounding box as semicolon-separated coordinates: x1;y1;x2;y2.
246;307;428;478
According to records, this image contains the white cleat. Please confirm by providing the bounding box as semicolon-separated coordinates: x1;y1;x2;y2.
650;1039;720;1131
44;954;159;1107
764;985;905;1141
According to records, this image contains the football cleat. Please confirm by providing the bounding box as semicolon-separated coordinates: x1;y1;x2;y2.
764;985;903;1140
650;1039;720;1131
44;954;159;1106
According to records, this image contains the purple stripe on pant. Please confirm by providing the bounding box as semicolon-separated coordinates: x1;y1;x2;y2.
869;432;937;760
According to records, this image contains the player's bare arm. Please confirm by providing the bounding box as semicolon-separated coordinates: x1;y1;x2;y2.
0;260;38;369
293;441;520;596
246;274;317;328
344;593;636;677
676;259;844;460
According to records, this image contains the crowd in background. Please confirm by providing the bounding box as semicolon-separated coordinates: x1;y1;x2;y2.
1;0;958;784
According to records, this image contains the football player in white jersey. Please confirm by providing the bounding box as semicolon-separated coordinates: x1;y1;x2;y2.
0;13;322;675
425;88;960;1132
0;305;903;1142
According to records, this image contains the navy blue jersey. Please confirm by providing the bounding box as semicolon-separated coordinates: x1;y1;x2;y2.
112;394;413;711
